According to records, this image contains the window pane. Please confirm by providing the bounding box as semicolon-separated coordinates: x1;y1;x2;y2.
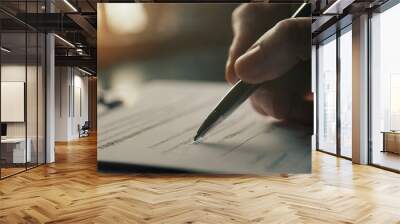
340;29;352;158
318;37;337;154
371;3;400;171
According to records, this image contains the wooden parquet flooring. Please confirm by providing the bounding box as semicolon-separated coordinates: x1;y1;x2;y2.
1;134;400;224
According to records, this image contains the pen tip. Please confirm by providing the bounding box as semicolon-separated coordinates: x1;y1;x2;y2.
193;134;203;144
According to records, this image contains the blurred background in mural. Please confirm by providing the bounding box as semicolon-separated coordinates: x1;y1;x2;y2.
98;3;238;110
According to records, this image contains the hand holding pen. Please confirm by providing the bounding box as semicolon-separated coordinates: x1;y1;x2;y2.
226;4;313;124
195;4;313;141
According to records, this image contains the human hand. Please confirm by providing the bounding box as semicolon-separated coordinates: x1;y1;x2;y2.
226;4;312;125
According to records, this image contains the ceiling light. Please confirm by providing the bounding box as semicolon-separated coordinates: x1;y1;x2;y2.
63;0;78;12
292;3;307;18
78;67;93;76
322;0;351;15
76;48;86;55
1;47;11;53
54;34;75;48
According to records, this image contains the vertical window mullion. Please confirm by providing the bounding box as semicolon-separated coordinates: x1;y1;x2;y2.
25;0;28;171
36;0;39;167
316;44;320;150
337;29;341;157
367;11;373;165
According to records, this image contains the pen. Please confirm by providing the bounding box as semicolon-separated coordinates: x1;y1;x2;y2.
193;3;309;142
193;81;260;142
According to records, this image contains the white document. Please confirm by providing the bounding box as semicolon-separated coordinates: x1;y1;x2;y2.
98;81;311;174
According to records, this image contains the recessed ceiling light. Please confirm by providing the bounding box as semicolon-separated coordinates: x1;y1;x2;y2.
54;34;75;48
292;3;307;18
78;67;93;76
63;0;78;12
323;0;346;15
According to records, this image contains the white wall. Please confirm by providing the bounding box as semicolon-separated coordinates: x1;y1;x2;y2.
1;65;27;140
55;67;89;141
1;65;38;137
55;67;70;141
1;82;25;122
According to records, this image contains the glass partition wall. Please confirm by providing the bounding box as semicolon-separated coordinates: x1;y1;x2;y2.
0;2;46;179
0;31;27;177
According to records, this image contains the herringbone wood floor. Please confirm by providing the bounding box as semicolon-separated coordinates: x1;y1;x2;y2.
1;135;400;224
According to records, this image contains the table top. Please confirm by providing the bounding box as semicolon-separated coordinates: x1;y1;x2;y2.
1;138;30;143
381;131;400;134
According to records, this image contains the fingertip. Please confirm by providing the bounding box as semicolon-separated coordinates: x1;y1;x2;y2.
234;45;264;84
225;59;238;84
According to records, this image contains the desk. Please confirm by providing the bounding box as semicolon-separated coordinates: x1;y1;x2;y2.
382;131;400;154
1;138;31;163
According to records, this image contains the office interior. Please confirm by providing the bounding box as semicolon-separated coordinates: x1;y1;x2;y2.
0;0;398;180
0;0;97;179
0;0;400;222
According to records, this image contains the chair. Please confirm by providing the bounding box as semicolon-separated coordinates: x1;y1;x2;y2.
79;121;90;138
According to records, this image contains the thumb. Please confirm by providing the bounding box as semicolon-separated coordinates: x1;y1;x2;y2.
234;17;311;84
